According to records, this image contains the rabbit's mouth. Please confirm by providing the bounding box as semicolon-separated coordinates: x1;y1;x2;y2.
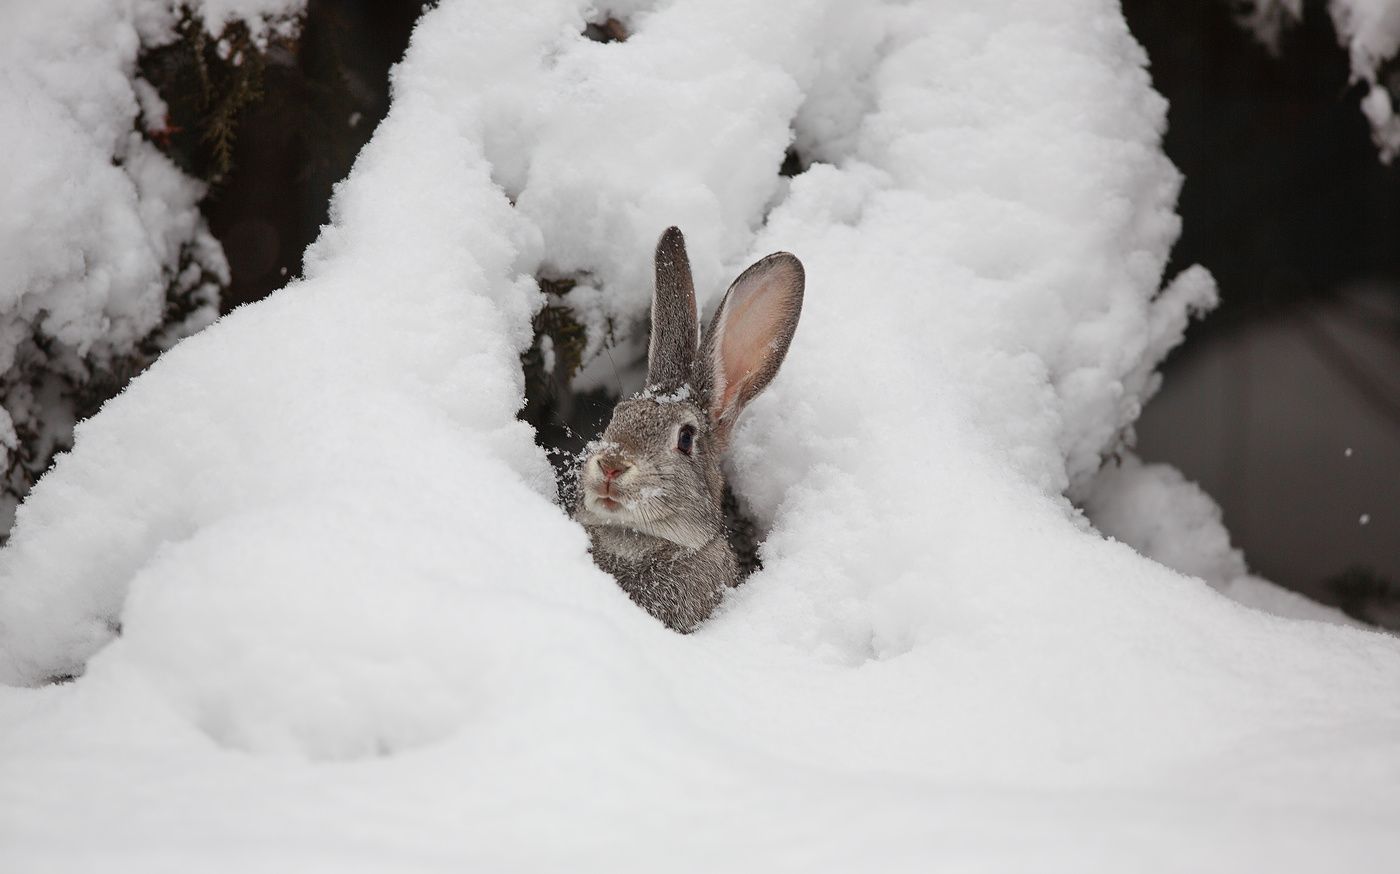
594;478;624;506
584;482;630;514
578;484;713;551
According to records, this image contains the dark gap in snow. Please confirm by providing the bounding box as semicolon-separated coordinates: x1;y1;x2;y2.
1325;566;1400;630
755;142;807;229
778;144;805;178
1383;56;1400;103
583;17;629;44
722;486;762;580
140;0;423;312
138;17;277;185
520;275;619;507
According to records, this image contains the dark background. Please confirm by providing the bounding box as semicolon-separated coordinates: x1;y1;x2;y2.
193;0;1399;620
1122;0;1399;620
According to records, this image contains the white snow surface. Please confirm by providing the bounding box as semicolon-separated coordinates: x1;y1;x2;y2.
2;0;1399;870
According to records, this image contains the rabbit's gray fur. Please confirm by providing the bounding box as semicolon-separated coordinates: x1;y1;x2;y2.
573;227;804;631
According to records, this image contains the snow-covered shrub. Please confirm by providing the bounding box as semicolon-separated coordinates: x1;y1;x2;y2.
1232;0;1400;161
2;1;1399;868
0;0;303;534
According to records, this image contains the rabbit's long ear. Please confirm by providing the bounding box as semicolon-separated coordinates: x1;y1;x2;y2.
698;251;804;449
646;226;699;393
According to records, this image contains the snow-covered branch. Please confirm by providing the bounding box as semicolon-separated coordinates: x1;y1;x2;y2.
1232;0;1400;161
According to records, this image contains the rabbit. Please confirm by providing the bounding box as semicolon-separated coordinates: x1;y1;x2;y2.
573;226;804;632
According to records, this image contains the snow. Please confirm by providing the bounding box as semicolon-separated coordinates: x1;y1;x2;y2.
1233;0;1400;161
0;0;304;528
638;384;693;404
1332;0;1400;161
1231;0;1304;54
1332;0;1400;79
1081;453;1360;623
1084;454;1252;590
1360;80;1400;162
2;0;1399;870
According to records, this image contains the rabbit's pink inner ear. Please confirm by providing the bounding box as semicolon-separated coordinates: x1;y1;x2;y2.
707;254;804;439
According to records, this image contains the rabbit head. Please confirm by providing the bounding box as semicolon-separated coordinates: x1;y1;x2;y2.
575;226;804;558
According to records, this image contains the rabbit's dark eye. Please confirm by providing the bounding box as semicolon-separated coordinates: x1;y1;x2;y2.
676;424;696;456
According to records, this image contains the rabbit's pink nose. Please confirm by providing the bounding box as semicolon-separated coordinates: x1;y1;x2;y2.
597;456;629;481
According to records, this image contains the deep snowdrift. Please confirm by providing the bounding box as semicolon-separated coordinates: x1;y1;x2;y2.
2;0;1398;870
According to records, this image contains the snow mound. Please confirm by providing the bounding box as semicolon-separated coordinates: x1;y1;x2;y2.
2;0;1398;869
1083;455;1249;589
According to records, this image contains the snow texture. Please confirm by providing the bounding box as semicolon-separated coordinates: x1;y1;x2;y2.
2;0;1398;870
0;0;304;528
